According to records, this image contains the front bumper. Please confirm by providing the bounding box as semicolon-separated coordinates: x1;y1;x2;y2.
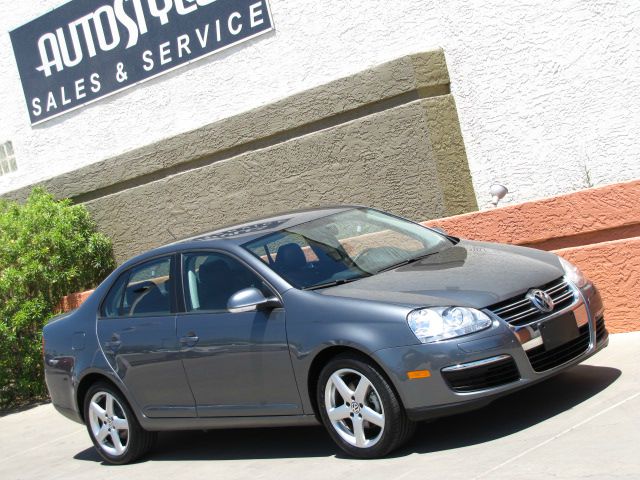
373;281;608;421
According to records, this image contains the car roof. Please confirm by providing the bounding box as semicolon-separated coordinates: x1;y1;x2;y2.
123;205;361;266
111;205;365;281
181;205;359;244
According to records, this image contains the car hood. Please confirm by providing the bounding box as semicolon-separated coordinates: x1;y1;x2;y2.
318;240;564;309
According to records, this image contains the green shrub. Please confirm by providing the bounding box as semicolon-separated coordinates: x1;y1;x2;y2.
0;188;115;409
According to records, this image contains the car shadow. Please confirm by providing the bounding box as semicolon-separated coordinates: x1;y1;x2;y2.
392;364;621;457
73;364;620;463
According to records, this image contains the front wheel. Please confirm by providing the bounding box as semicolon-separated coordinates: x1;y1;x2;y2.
317;354;415;458
84;382;156;464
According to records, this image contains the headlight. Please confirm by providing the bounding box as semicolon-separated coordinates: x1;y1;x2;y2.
407;307;492;344
558;257;588;288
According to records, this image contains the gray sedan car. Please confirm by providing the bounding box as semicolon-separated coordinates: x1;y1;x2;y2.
43;206;608;463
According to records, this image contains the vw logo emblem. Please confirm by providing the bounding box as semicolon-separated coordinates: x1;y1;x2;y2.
350;401;361;414
526;288;554;313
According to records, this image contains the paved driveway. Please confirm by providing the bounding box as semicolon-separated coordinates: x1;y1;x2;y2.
2;332;639;480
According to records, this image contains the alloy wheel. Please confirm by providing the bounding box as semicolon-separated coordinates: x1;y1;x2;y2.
324;368;386;448
88;391;130;457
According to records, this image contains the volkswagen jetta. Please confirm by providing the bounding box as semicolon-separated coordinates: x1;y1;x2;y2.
42;206;608;463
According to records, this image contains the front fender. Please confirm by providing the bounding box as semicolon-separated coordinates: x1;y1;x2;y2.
283;289;418;413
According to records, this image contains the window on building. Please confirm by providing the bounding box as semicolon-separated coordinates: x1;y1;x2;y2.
0;141;17;176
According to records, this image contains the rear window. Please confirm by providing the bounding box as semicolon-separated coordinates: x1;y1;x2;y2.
101;256;173;318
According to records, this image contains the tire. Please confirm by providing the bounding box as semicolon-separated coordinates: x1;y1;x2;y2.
83;381;156;464
317;353;415;458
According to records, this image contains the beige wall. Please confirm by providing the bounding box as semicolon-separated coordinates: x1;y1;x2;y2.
2;50;477;263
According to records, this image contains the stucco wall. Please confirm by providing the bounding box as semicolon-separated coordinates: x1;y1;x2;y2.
1;1;640;206
87;95;472;262
556;238;640;334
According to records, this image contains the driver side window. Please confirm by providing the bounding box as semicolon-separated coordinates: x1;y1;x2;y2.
182;252;272;313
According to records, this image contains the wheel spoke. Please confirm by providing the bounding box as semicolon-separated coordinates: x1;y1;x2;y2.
330;373;354;402
112;417;128;430
328;404;350;421
110;430;126;454
90;401;107;421
105;394;115;417
88;391;131;457
352;415;366;447
353;376;371;404
96;424;110;442
361;406;385;427
324;367;386;449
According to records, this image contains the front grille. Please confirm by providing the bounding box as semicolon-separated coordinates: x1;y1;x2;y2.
526;323;590;372
442;356;520;392
596;316;608;344
488;277;576;327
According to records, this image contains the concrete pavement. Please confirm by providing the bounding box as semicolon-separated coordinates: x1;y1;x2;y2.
1;332;639;480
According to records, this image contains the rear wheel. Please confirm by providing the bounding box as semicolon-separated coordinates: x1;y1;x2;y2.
84;382;156;464
317;354;415;458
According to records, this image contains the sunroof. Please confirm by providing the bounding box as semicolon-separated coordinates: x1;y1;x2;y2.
192;219;291;241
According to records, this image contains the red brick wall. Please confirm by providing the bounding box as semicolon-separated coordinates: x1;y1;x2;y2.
57;290;94;313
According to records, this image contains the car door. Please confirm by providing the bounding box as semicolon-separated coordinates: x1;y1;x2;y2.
97;255;196;418
177;251;302;417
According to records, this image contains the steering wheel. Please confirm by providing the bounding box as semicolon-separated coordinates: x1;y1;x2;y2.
353;246;410;271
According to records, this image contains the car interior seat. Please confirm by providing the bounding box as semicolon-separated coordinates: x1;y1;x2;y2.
273;242;310;284
197;259;235;310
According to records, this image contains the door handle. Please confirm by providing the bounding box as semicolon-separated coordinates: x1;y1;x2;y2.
179;334;199;347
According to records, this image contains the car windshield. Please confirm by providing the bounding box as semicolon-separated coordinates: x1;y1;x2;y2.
242;208;452;290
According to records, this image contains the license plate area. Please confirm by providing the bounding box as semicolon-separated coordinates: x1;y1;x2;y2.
540;311;579;351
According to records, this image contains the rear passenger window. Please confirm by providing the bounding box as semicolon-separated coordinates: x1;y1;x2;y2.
101;257;173;318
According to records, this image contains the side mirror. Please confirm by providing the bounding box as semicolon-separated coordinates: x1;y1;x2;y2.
227;287;282;313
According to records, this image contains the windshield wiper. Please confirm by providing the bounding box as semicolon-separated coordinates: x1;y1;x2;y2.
303;276;367;290
375;251;440;274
